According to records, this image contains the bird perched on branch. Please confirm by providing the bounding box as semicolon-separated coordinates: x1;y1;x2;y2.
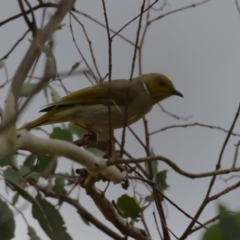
18;73;183;132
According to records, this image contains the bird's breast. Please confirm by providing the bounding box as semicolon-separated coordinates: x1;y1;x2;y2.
70;99;152;130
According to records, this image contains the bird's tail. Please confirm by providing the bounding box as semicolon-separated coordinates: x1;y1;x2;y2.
17;113;50;131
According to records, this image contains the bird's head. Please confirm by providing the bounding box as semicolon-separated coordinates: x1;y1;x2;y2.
140;73;183;103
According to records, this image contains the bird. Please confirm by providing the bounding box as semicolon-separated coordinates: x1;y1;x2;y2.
18;73;183;132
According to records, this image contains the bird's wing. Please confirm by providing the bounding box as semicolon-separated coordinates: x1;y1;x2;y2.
40;80;136;112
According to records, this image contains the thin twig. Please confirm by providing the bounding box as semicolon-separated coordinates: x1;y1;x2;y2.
150;122;240;136
102;0;113;157
24;0;37;32
0;0;75;134
0;3;57;27
149;0;211;24
153;189;171;240
232;140;240;167
112;1;158;39
127;126;148;152
108;155;240;179
17;0;37;34
70;12;102;80
141;210;151;237
189;215;219;234
120;0;146;156
153;210;163;239
0;29;30;61
35;185;124;240
236;0;240;16
143;117;150;156
158;103;192;121
74;9;135;46
157;190;207;231
208;181;240;202
180;103;240;240
68;14;98;83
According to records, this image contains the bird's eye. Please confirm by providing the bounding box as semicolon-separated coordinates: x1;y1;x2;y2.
159;81;165;86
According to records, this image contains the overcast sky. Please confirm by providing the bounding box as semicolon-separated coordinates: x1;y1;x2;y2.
1;0;240;239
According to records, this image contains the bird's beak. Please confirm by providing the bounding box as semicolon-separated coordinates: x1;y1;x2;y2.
172;89;184;97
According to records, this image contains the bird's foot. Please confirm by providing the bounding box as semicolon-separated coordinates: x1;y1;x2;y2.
82;131;97;143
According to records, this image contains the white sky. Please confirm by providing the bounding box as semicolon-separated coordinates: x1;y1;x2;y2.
0;0;240;239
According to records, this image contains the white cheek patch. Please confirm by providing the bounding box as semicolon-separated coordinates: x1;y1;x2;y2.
141;80;150;95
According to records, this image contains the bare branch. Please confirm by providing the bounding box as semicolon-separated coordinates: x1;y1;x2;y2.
73;9;134;46
0;0;76;136
189;215;219;234
83;175;151;240
36;185;124;240
15;130;126;183
232;140;240;167
70;12;102;80
109;155;240;179
120;0;146;156
102;0;113;156
0;29;30;61
157;103;192;121
69;14;98;83
180;102;240;240
150;122;240;136
149;0;211;24
0;3;57;27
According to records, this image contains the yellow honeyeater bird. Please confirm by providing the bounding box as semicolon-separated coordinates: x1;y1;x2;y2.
18;73;183;131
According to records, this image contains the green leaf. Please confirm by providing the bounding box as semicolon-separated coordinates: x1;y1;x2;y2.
4;168;36;201
3;171;55;239
202;223;225;240
0;198;15;240
67;62;81;76
4;167;24;186
53;177;65;197
142;195;153;210
68;123;86;138
219;205;240;240
202;206;240;240
117;194;140;219
23;154;37;168
12;193;19;206
41;45;57;79
144;160;158;176
28;226;41;240
41;45;53;57
33;194;72;240
33;155;57;178
145;194;154;203
19;165;41;182
0;152;14;167
46;58;57;79
50;127;73;142
20;83;45;97
48;85;61;102
155;170;169;192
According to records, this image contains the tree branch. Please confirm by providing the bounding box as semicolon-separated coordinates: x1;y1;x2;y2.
83;175;151;240
14;130;126;183
0;0;75;156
